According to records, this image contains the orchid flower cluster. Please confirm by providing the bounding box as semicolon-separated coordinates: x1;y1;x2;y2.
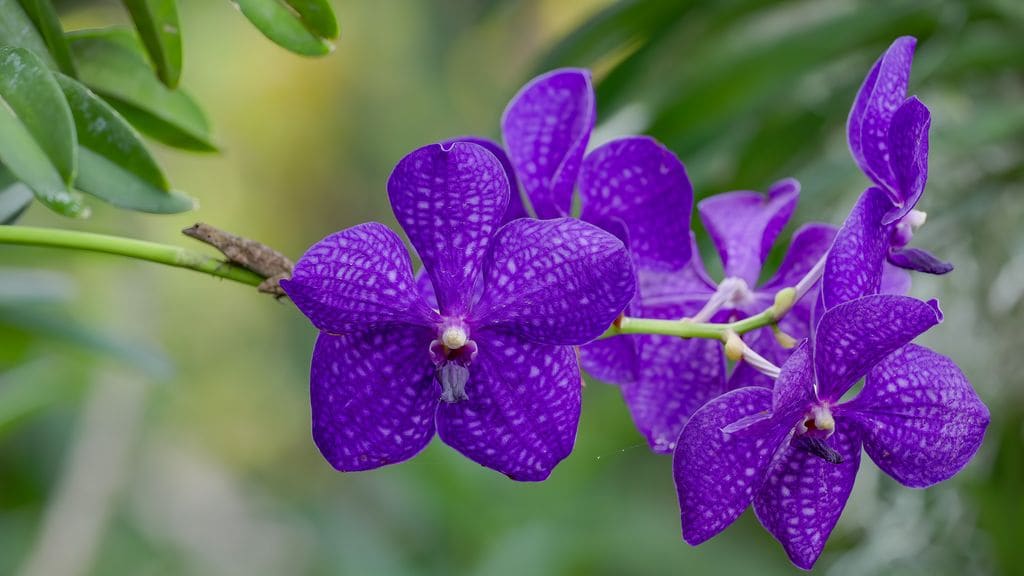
283;37;989;570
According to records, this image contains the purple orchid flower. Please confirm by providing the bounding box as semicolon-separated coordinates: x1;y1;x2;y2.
454;68;695;271
846;36;952;276
281;141;636;481
674;294;989;570
584;180;837;453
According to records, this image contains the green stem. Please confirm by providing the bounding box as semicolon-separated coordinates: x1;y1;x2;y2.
599;287;798;342
0;225;264;287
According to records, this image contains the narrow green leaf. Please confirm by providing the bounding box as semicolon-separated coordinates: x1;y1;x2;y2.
58;74;195;213
284;0;339;39
0;0;55;67
122;0;183;88
17;0;78;76
0;46;85;217
234;0;335;56
0;165;34;223
68;28;217;152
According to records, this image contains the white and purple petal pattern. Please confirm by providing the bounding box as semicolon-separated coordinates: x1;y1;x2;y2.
436;329;581;481
842;344;989;488
821;187;892;309
443;136;529;223
578;335;639;385
310;328;439;472
753;426;862;571
474;217;635;345
848;36;916;191
884;96;930;224
502;68;595;219
675;387;786;546
697;180;799;285
814;295;943;403
282;223;437;334
388;142;509;316
579;136;694;272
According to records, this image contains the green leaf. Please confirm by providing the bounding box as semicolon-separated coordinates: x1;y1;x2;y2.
0;46;86;217
68;28;217;152
283;0;339;39
0;165;34;223
16;0;77;76
0;358;82;437
0;0;55;67
58;74;195;213
235;0;337;56
122;0;183;88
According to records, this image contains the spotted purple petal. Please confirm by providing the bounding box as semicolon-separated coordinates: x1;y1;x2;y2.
675;387;787;546
760;223;837;292
579;336;639;385
436;330;581;481
848;36;916;190
310;328;439;472
639;233;717;304
814;295;943;403
888;247;953;275
771;341;815;415
753;426;862;570
281;223;437;334
698;180;800;285
473;217;636;345
822;187;892;309
579;136;693;272
629;332;726;453
388;142;509;316
502;68;595;219
883;96;931;224
842;344;989;488
443;136;529;223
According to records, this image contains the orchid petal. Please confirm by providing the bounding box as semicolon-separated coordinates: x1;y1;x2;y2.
849;36;916;192
883;96;930;224
502;68;595;219
310;328;438;472
674;387;787;546
822;187;892;309
436;330;581;481
814;295;943;403
579;136;693;272
474;218;635;345
753;426;862;570
388;142;509;316
698;180;799;285
282;223;437;334
843;344;989;487
888;247;953;275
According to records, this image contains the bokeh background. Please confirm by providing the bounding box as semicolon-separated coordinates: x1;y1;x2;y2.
2;0;1023;574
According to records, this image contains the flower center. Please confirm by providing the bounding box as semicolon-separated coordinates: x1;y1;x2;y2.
430;319;477;404
792;405;843;464
891;209;927;248
688;277;755;322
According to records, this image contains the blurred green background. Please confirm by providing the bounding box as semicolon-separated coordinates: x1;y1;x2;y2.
2;0;1022;574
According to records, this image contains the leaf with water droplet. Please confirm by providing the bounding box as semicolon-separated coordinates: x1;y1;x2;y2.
0;46;86;217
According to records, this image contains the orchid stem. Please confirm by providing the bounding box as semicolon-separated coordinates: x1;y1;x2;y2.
0;225;265;287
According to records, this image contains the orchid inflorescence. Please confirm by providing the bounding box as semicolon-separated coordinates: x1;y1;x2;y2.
283;36;989;570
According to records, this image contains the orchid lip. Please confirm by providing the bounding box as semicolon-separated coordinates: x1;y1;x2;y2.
431;318;478;404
